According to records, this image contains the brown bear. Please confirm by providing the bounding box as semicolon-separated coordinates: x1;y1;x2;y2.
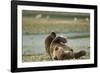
50;36;71;60
45;32;68;59
50;36;86;60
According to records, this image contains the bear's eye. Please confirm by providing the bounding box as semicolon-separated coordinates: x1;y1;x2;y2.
55;47;58;51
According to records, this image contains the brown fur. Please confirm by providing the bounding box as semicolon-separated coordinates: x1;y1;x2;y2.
52;46;74;60
50;37;86;60
50;36;71;60
52;46;86;60
74;50;86;59
45;32;56;58
61;50;86;60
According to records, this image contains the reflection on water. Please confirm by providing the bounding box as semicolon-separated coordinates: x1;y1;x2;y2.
22;32;90;55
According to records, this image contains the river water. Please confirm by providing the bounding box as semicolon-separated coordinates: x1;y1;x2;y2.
22;32;90;56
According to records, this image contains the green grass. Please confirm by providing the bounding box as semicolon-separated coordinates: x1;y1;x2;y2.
22;52;90;62
22;10;90;34
22;17;90;34
22;54;50;62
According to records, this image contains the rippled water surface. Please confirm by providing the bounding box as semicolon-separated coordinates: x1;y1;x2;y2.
22;32;90;55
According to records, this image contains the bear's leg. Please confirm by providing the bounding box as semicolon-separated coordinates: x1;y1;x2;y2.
46;48;52;60
74;50;86;59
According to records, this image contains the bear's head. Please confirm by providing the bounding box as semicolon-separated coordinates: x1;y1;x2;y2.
52;47;64;60
52;46;74;60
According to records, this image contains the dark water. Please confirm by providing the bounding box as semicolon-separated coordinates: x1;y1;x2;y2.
22;32;90;55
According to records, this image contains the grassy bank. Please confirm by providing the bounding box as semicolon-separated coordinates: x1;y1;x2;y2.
22;10;90;34
22;51;90;62
22;17;90;34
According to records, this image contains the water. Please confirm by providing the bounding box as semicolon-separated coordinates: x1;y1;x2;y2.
22;32;90;55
